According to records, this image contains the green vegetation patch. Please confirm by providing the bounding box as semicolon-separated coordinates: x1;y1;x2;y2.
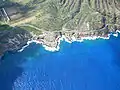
0;24;12;31
19;26;42;35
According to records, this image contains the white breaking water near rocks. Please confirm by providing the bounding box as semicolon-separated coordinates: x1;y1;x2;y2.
18;30;120;52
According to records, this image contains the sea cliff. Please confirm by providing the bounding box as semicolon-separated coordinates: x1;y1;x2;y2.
1;0;120;53
0;25;32;56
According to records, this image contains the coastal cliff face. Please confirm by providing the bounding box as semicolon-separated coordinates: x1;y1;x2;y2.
0;26;32;56
0;0;120;52
22;0;120;48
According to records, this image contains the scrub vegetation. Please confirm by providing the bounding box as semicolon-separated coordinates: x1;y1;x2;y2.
0;0;120;34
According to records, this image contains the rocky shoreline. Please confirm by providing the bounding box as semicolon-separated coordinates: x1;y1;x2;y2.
18;30;120;52
0;24;120;57
0;27;32;57
1;0;120;55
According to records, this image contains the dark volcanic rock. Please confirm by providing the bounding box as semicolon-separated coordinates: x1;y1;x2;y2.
0;27;32;56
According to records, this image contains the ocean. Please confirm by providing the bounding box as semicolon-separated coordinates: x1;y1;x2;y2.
0;34;120;90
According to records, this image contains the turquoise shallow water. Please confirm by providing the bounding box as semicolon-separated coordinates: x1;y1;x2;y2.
0;35;120;90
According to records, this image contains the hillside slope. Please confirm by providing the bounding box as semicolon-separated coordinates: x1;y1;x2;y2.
0;0;120;53
1;0;118;34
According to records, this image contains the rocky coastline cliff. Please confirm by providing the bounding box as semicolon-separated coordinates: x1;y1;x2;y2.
0;25;32;56
1;0;120;54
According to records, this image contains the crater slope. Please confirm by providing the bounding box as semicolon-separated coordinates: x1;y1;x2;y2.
1;0;120;51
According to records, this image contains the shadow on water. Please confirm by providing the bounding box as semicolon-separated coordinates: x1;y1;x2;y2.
0;43;41;90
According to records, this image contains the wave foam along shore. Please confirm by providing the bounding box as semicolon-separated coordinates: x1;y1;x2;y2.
18;40;38;52
18;30;120;52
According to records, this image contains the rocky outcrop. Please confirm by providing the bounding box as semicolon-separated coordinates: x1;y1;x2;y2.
1;0;120;53
0;26;32;56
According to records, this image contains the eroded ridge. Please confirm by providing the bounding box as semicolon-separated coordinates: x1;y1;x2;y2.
1;0;120;51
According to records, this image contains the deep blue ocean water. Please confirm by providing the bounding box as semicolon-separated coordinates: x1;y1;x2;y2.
0;35;120;90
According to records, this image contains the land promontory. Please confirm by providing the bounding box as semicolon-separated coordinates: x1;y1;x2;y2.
0;0;120;53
